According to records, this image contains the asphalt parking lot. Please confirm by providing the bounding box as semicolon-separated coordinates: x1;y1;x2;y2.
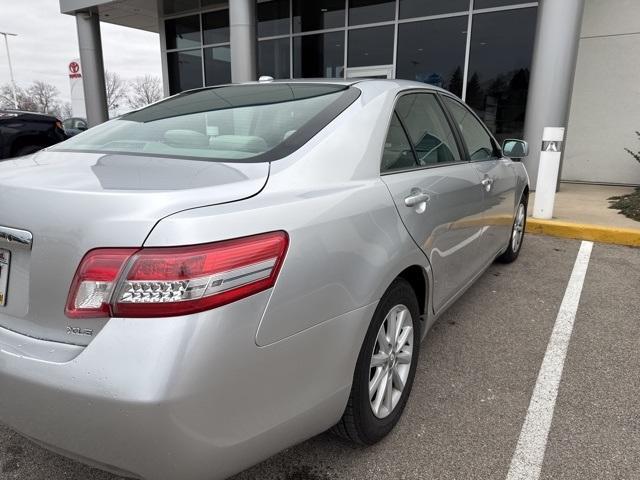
1;234;638;480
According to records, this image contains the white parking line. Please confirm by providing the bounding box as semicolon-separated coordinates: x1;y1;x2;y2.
506;240;594;480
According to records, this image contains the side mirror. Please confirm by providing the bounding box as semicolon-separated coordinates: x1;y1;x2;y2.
502;139;528;160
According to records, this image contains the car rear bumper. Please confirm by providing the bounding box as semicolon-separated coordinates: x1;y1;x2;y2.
0;292;375;480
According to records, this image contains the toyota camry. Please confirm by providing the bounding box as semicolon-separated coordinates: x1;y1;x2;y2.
0;79;529;480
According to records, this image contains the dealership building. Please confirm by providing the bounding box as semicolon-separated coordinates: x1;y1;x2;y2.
58;0;640;186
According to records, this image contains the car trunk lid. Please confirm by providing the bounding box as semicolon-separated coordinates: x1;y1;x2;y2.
0;150;269;345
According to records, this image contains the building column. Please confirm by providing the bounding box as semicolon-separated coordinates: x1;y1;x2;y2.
76;10;108;126
229;0;257;83
522;0;585;188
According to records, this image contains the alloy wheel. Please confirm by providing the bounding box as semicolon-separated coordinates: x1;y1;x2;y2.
369;304;414;419
512;203;526;253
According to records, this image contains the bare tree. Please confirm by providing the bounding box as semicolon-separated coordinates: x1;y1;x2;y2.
60;102;74;119
128;75;163;109
105;70;128;115
0;84;37;111
27;81;60;114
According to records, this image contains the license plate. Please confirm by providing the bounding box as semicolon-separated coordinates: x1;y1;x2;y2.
0;249;9;307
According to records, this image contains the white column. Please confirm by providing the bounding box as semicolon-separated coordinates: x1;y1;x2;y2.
522;0;585;189
76;11;108;126
229;0;257;83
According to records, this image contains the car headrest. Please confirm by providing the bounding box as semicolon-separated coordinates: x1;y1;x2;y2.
209;135;269;153
164;129;209;148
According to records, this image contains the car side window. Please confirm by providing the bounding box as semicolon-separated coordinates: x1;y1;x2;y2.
441;96;498;162
381;112;418;173
395;93;463;167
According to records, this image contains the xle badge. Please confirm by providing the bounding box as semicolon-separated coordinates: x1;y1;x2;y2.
67;326;94;337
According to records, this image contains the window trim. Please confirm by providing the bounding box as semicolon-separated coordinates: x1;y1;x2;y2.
380;89;470;176
438;92;504;163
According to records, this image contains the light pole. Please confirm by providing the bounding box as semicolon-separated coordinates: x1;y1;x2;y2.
0;31;18;109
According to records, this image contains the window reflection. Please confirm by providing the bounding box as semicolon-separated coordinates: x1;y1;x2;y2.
204;46;231;86
202;9;229;45
474;0;529;9
259;38;291;79
165;15;200;50
349;0;396;25
293;31;345;78
396;17;467;96
348;26;394;67
168;49;203;94
293;0;345;33
399;0;469;19
258;0;290;37
466;8;537;141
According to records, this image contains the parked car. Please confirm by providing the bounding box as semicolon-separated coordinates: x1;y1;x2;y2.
62;116;88;136
0;109;67;159
0;80;529;480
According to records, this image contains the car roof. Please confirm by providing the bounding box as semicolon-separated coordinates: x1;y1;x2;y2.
178;78;454;99
0;109;58;120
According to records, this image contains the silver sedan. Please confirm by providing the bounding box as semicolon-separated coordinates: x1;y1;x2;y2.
0;79;529;480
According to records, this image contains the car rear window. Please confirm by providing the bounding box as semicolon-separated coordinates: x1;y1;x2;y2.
52;83;359;162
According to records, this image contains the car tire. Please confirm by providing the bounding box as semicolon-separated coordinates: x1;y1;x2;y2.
333;278;420;445
15;145;44;156
497;194;528;264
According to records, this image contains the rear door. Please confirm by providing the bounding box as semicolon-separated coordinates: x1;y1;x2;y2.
441;95;517;259
381;92;486;313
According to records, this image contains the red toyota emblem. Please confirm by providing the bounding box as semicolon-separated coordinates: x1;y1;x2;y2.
69;62;80;74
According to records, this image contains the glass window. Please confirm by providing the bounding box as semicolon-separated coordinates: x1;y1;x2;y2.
396;17;467;97
53;84;356;161
293;31;345;78
349;0;396;26
258;0;290;37
202;9;229;45
399;0;469;19
474;0;528;9
395;94;462;166
259;38;291;79
202;0;227;7
348;26;394;68
204;46;231;86
466;8;537;141
381;112;417;172
165;15;201;50
442;96;497;161
292;0;345;33
167;49;203;94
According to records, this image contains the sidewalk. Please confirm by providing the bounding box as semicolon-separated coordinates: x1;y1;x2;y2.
527;183;640;246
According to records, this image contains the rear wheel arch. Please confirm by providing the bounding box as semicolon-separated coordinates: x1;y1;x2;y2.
396;265;428;318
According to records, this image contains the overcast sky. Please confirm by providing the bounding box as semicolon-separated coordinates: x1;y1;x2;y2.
0;0;162;104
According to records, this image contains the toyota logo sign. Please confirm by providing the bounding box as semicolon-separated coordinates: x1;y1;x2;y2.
69;61;81;78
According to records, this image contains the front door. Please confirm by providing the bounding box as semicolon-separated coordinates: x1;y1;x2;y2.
380;93;487;313
441;96;517;259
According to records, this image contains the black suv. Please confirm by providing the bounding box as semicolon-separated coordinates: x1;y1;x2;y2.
0;110;68;159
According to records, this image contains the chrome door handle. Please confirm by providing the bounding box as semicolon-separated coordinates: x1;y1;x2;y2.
404;189;430;207
481;177;494;192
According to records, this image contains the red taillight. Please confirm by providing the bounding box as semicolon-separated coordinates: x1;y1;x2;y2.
65;231;289;319
65;248;137;318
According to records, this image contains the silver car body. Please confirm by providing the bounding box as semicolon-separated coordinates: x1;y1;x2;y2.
0;80;528;479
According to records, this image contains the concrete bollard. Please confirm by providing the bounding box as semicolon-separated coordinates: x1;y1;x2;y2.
533;127;565;219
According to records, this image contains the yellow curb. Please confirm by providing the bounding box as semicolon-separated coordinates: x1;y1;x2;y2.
526;218;640;247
